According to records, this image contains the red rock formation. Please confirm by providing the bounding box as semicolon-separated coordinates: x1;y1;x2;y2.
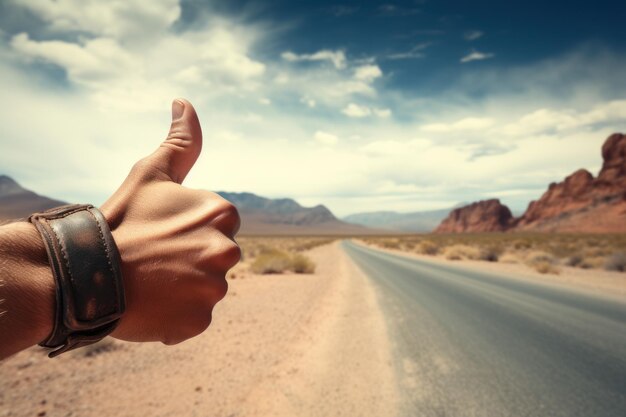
516;133;626;232
434;133;626;234
435;199;513;233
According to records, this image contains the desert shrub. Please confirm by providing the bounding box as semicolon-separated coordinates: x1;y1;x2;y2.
251;250;292;274
478;247;500;262
417;240;439;255
533;261;561;274
525;250;560;274
564;254;583;267
443;245;481;261
291;253;316;274
580;256;606;269
525;251;556;265
250;250;316;274
499;252;519;264
582;246;609;258
605;252;626;272
511;239;532;250
381;239;401;249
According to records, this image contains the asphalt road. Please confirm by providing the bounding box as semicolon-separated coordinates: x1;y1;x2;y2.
342;241;626;417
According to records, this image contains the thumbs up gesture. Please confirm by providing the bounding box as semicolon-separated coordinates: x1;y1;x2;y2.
100;99;241;345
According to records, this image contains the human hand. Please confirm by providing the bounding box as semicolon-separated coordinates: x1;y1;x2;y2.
99;99;240;345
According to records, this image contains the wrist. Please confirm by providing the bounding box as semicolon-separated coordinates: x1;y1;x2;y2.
0;221;55;356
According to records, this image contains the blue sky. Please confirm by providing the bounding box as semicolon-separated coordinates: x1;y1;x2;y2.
0;0;625;216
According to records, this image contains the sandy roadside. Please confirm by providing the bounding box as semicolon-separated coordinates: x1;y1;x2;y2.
355;240;626;299
0;242;399;417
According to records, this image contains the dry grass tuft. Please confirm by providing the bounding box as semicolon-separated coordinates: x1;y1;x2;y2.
291;253;316;274
605;252;626;272
524;251;560;274
249;248;316;275
443;245;481;261
416;240;439;255
532;261;561;274
251;249;293;274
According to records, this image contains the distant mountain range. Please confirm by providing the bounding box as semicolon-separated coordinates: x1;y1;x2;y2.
0;175;66;222
342;206;462;233
217;192;376;235
0;179;377;234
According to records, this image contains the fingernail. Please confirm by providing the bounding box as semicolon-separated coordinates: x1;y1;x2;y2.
172;99;185;121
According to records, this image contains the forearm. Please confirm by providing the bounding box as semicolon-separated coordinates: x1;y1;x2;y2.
0;221;54;359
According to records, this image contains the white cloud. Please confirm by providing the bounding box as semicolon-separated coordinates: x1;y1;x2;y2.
421;117;495;132
374;108;392;118
464;30;484;41
353;64;382;83
342;103;392;118
12;0;181;41
11;33;137;87
313;131;339;145
281;49;347;69
502;100;626;136
342;103;371;118
7;8;266;111
460;51;494;63
388;42;431;60
259;97;271;105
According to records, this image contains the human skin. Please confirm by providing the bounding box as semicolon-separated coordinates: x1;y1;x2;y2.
0;99;241;359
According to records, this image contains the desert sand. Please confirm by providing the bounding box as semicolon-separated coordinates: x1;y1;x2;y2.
0;242;399;417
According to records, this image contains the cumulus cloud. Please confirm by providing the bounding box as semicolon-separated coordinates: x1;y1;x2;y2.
502;100;626;136
11;33;137;87
342;103;371;117
281;49;347;69
342;103;392;118
314;131;339;145
460;50;494;63
353;64;382;83
11;0;181;41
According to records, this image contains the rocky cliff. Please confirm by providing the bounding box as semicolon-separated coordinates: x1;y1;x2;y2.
435;199;514;233
516;133;626;232
435;133;626;233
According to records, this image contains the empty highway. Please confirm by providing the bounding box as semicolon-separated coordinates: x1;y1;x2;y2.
343;241;626;417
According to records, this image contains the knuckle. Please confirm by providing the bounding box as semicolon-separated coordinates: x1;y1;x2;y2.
214;275;229;301
213;201;241;236
222;242;242;268
201;241;241;271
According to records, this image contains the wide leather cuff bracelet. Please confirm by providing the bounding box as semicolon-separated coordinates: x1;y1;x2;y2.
29;204;126;358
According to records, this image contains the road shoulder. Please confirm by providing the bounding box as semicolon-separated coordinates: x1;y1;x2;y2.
354;239;626;300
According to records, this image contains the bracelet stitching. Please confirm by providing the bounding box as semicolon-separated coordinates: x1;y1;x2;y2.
47;218;73;286
88;209;115;279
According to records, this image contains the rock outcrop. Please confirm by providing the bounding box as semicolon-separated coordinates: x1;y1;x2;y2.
516;133;626;232
435;199;514;233
435;133;626;233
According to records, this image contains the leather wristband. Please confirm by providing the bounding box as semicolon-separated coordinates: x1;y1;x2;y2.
29;204;126;357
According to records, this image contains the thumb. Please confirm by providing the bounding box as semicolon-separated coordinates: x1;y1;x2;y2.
149;98;202;184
